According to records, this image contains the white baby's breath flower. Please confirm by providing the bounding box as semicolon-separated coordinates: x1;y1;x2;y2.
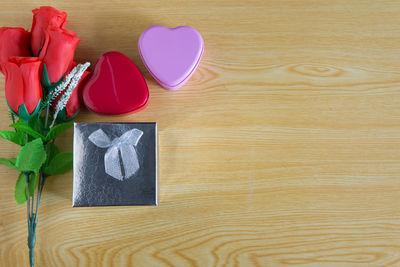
47;66;78;105
49;62;90;128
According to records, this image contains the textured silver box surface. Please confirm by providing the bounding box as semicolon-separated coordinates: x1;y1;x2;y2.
72;122;157;207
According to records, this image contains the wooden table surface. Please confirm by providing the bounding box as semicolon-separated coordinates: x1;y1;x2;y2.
1;0;400;266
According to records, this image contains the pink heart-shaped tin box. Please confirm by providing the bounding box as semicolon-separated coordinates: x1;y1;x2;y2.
138;25;204;90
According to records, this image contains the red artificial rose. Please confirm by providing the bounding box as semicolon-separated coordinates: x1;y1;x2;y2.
0;57;42;121
39;26;80;84
30;6;68;57
0;27;31;65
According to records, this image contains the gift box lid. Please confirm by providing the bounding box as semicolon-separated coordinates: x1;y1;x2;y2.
72;122;158;207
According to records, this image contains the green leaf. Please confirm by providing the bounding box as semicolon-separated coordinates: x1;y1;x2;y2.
29;116;45;136
0;130;25;146
10;121;45;140
14;172;37;204
0;158;19;170
15;139;46;173
44;152;73;176
45;123;73;141
15;173;26;204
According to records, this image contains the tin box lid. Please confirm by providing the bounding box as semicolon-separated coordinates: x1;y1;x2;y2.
138;25;204;90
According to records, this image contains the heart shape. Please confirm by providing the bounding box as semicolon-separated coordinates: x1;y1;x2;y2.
138;25;204;90
83;51;149;115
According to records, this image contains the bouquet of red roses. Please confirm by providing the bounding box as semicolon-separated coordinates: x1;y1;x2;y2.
0;6;89;266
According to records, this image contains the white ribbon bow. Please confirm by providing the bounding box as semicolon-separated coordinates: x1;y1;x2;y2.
88;128;143;181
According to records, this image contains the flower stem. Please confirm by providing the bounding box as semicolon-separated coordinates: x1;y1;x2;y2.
34;173;46;224
29;245;34;267
44;105;50;130
31;193;34;219
25;172;30;224
23;99;54;266
27;215;36;267
25;171;36;267
11;113;15;123
24;129;38;267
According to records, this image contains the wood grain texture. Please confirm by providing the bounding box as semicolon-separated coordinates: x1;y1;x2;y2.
1;0;400;266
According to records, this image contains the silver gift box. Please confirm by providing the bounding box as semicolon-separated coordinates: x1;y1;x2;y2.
72;122;158;207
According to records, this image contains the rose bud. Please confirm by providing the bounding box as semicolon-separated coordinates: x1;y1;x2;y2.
30;6;68;57
0;27;31;67
39;27;80;84
0;57;42;121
